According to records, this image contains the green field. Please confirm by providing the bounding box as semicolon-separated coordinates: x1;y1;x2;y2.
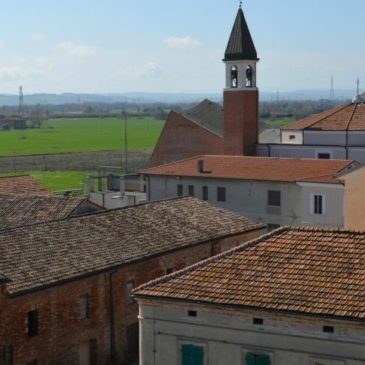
0;117;165;157
265;118;296;129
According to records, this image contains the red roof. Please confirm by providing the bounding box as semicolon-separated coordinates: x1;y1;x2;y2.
0;175;52;196
283;103;365;131
143;155;356;184
134;226;365;320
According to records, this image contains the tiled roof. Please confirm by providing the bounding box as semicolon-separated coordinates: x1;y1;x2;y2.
283;103;365;131
224;7;258;61
181;99;224;137
0;197;264;296
0;175;52;196
143;155;356;184
135;227;365;320
0;195;102;229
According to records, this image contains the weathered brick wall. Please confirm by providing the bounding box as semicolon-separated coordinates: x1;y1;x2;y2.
0;229;264;365
149;112;224;168
224;90;258;156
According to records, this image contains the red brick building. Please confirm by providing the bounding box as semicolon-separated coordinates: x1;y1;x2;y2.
149;7;259;166
149;100;224;167
0;197;265;365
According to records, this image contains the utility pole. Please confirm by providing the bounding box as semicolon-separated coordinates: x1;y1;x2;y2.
18;86;24;117
330;77;335;105
122;110;128;174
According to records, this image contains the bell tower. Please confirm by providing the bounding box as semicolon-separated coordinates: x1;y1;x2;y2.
223;4;259;156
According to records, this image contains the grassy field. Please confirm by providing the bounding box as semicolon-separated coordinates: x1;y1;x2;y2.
1;171;89;193
265;118;296;129
0;117;165;157
31;171;89;192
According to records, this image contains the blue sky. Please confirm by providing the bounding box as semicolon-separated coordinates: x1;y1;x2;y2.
0;0;364;94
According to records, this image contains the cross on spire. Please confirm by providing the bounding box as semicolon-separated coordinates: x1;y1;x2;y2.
239;0;243;8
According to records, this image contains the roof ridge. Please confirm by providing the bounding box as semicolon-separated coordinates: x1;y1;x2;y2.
346;103;358;131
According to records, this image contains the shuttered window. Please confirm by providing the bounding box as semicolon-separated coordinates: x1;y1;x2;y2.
247;353;270;365
181;344;204;365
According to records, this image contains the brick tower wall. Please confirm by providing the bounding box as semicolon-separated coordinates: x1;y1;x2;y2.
223;89;258;156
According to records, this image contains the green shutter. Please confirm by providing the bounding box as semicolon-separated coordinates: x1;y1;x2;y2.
247;353;256;365
181;344;204;365
247;353;270;365
256;355;270;365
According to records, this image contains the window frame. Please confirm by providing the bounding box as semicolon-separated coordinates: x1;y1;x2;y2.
316;151;332;160
27;309;38;337
126;281;135;304
80;294;90;320
188;185;195;197
217;187;226;202
177;184;183;197
267;190;281;207
202;186;208;201
311;193;326;215
243;349;273;365
179;341;207;365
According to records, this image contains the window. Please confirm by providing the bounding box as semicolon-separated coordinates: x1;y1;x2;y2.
80;294;89;319
126;281;134;304
231;65;238;88
323;325;334;333
166;267;174;275
246;65;253;87
289;135;296;140
181;344;204;365
27;360;37;365
202;186;208;201
267;191;281;207
217;187;226;202
177;184;183;197
247;353;270;365
188;310;197;317
253;318;264;325
317;152;331;160
27;310;38;337
188;185;195;197
313;194;325;215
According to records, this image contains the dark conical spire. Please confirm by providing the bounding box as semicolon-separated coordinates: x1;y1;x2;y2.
224;7;258;61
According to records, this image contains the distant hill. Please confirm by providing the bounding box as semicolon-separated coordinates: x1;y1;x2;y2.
0;90;358;106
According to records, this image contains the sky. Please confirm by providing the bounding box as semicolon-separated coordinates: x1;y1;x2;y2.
0;0;364;94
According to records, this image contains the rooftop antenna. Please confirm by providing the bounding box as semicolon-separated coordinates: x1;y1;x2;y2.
18;86;24;117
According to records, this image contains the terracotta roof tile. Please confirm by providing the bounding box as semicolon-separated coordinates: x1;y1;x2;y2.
0;175;52;196
135;227;365;320
0;197;263;296
283;103;365;131
143;155;356;184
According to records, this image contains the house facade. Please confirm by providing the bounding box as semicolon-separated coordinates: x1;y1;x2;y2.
143;155;356;228
257;101;365;163
0;197;264;365
134;227;365;365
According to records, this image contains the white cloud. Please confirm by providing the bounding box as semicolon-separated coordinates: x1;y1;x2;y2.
55;41;97;58
30;32;47;43
164;36;200;50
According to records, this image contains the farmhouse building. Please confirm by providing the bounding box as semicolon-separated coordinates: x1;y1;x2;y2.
135;226;365;365
0;197;264;365
143;155;357;228
258;98;365;163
